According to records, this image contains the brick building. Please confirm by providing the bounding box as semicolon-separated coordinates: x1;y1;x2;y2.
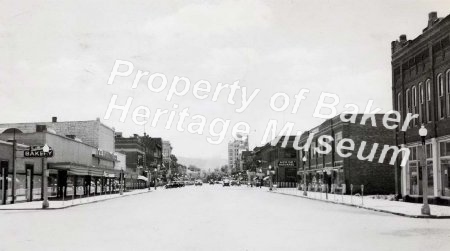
253;136;298;185
297;114;396;195
391;12;450;204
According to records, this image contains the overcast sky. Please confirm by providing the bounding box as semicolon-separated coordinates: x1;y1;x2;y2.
1;0;450;164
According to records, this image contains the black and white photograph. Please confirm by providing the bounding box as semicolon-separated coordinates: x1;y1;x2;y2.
1;1;450;250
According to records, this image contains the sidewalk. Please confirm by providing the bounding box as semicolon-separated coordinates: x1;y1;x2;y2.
0;189;151;210
270;187;450;218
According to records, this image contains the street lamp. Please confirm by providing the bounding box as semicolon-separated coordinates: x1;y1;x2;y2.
419;124;430;215
42;144;50;209
268;165;273;191
302;156;307;196
153;167;158;190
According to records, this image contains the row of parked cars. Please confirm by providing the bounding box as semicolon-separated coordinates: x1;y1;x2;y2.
208;179;241;187
165;180;203;189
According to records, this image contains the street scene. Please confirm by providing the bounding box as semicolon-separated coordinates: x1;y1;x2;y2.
2;186;450;251
2;0;450;250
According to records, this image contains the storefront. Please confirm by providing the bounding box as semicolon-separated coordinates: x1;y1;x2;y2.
403;137;450;205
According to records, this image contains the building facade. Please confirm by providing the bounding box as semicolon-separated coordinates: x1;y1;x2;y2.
228;134;249;171
297;114;396;195
0;118;145;204
392;12;450;204
0;117;115;152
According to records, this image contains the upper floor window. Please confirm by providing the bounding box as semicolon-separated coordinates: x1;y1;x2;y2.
419;83;424;104
412;86;417;126
419;83;424;123
426;79;432;122
438;73;445;119
447;69;450;117
405;88;410;113
311;142;317;158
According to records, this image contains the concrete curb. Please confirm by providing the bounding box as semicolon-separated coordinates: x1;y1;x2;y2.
0;190;152;211
270;190;450;219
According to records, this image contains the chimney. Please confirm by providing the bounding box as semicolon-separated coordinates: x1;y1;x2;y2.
399;34;407;43
52;117;57;123
428;12;438;28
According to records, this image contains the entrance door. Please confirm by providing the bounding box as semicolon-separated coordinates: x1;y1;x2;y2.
25;164;34;202
1;160;8;205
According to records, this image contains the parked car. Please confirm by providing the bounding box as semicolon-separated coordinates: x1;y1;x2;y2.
230;180;240;186
223;179;230;187
209;180;215;185
195;180;203;186
165;183;176;189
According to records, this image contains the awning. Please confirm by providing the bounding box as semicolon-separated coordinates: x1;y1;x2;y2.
138;175;148;182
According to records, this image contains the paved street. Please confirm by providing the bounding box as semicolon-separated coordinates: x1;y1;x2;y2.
1;186;450;251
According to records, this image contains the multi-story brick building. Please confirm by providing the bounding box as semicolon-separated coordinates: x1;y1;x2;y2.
297;114;396;195
228;134;249;172
391;11;450;204
253;136;298;185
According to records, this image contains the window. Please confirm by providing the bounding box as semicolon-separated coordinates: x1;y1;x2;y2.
335;131;343;145
405;88;410;113
426;144;433;159
447;70;450;117
437;73;445;119
397;92;402;116
406;88;411;127
426;79;432;122
419;83;424;123
311;142;317;158
412;86;417;126
409;146;418;161
440;141;450;157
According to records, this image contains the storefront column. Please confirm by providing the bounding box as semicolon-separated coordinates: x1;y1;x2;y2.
94;177;98;194
432;138;439;196
401;144;408;196
73;176;77;197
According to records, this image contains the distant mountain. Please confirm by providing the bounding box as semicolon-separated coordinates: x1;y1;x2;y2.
177;156;227;171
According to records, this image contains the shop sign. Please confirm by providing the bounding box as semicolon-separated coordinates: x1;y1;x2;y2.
93;149;118;161
24;145;54;158
278;160;296;167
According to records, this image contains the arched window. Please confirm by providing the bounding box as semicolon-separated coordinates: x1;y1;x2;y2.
426;79;432;122
437;73;445;119
447;69;450;117
412;86;417;126
419;82;424;123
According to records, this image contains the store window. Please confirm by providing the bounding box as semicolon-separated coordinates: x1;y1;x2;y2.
408;146;419;195
440;141;450;197
409;144;434;196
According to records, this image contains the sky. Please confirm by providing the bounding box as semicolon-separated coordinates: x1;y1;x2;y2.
1;0;450;164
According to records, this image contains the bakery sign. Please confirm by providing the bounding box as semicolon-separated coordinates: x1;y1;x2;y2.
24;145;54;158
278;160;296;167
